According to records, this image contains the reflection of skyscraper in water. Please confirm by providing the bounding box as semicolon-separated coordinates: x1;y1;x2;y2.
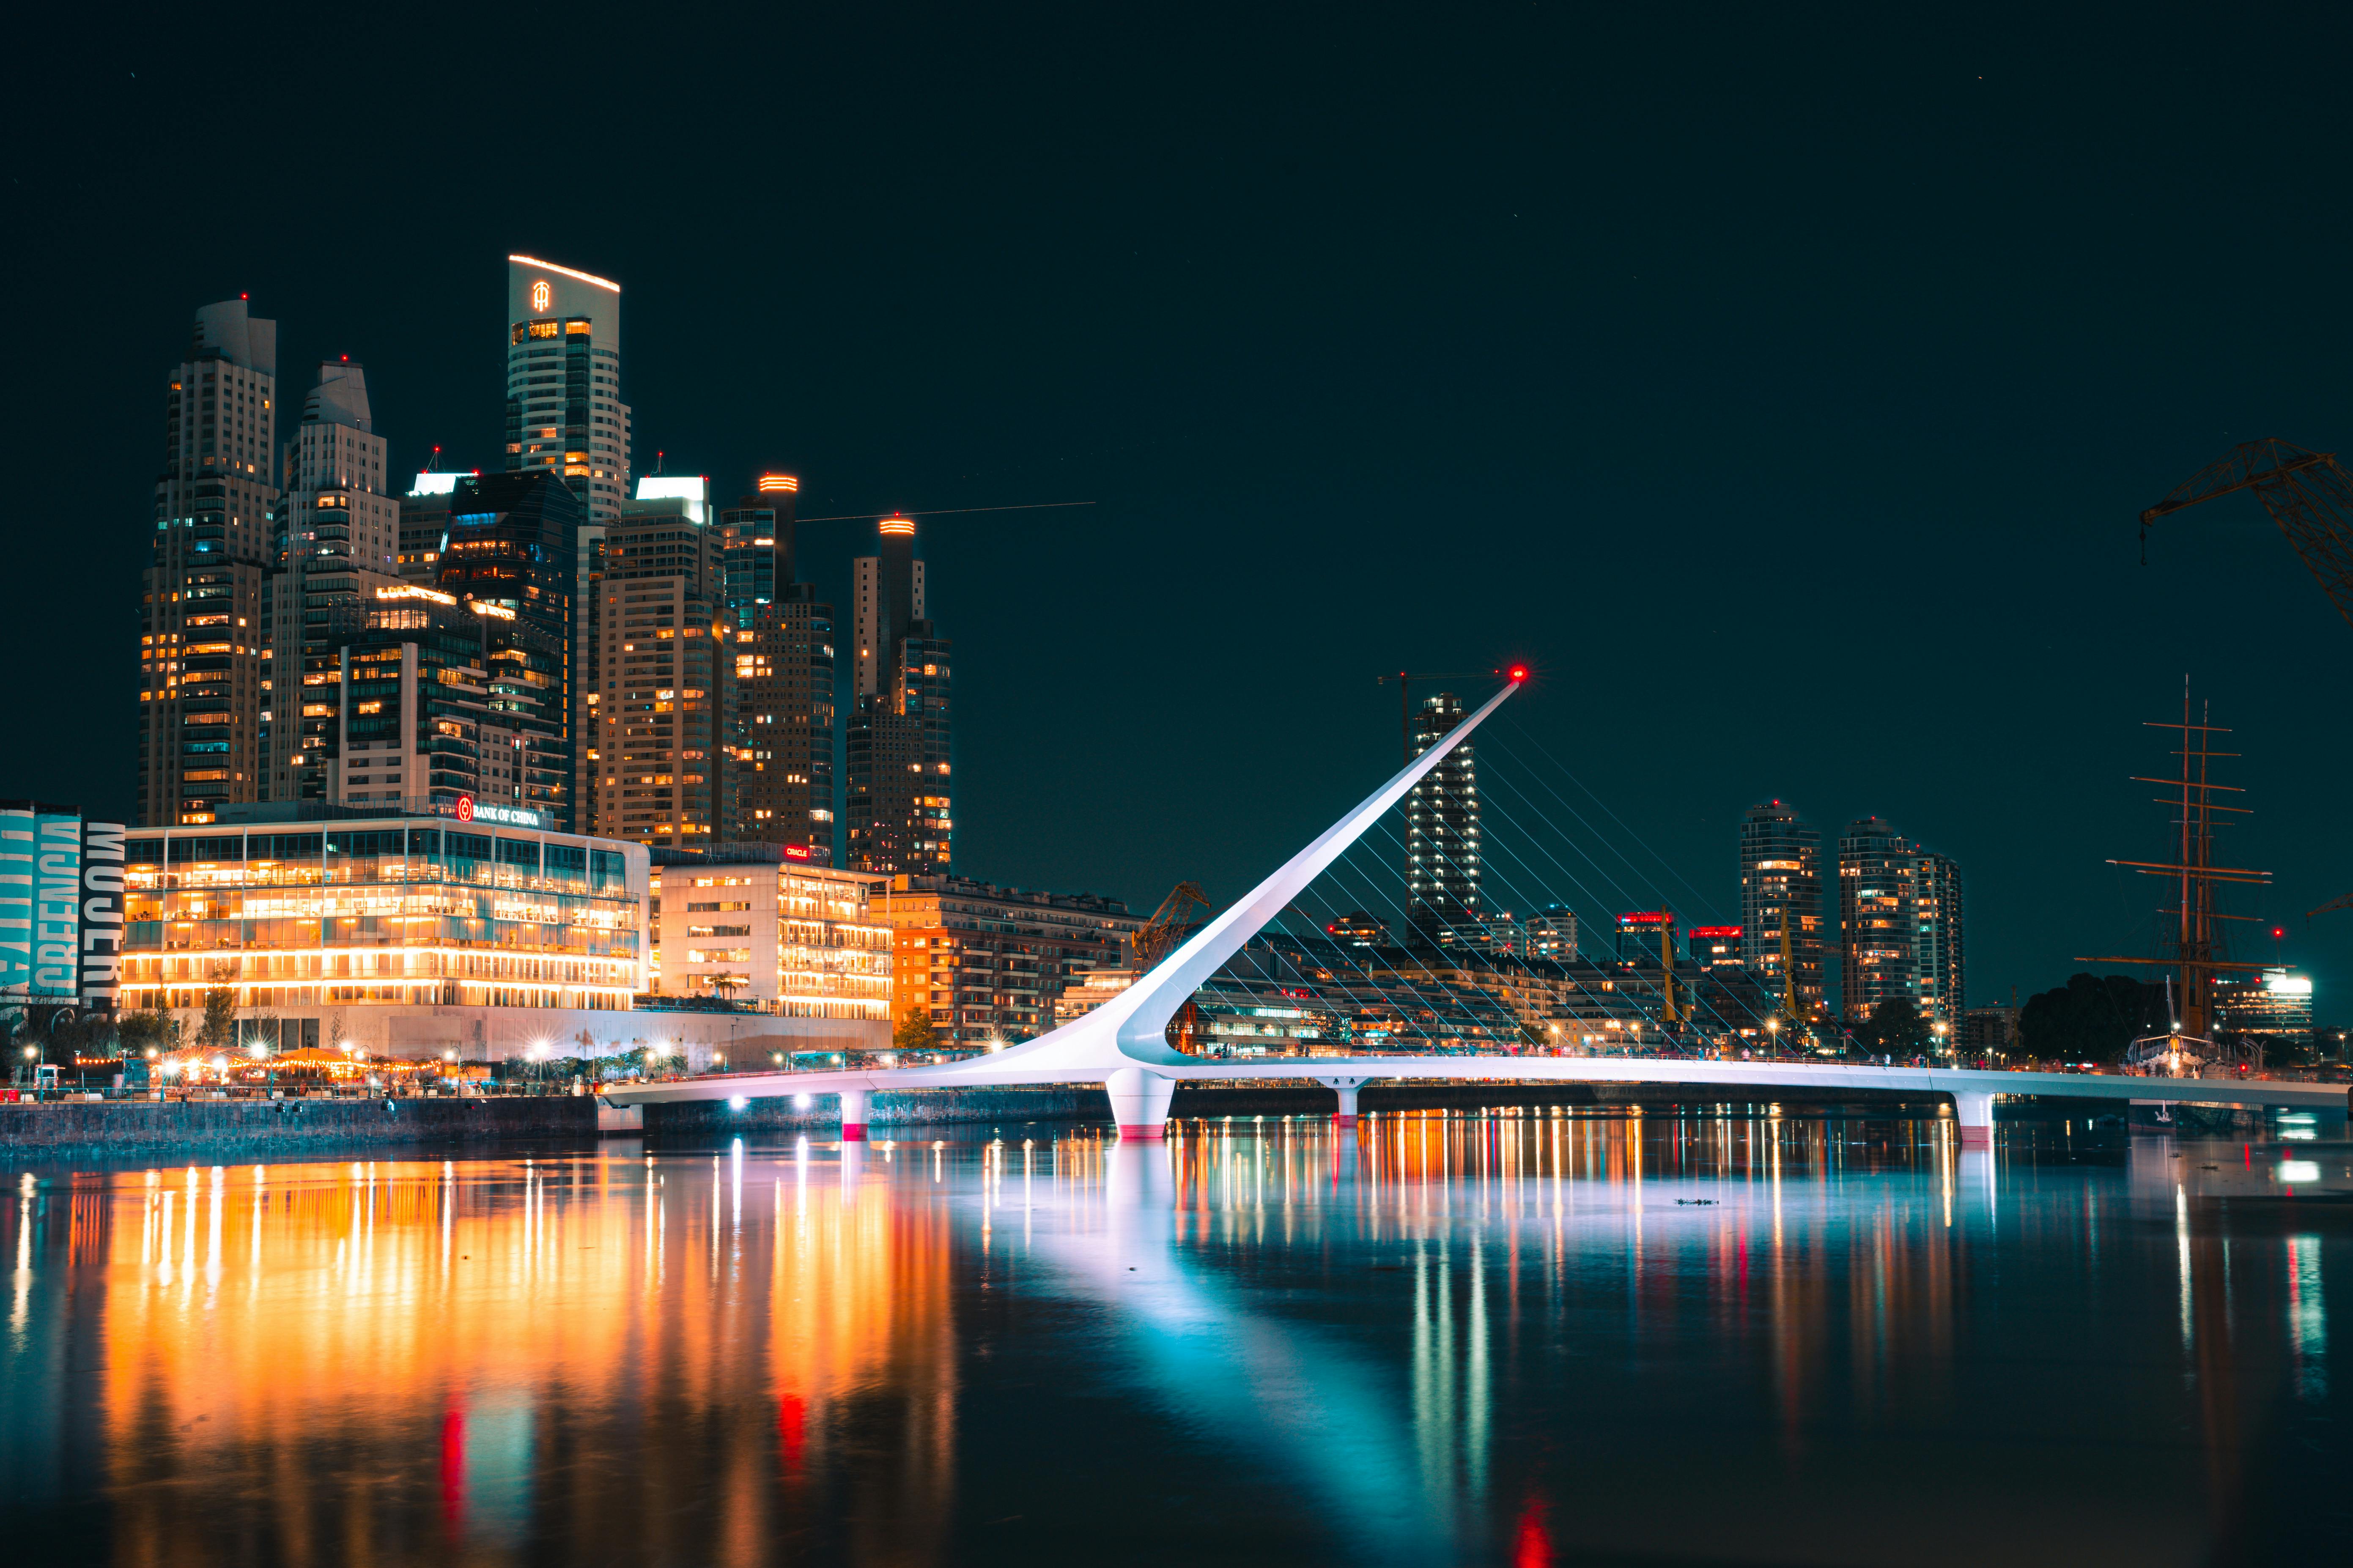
847;516;952;873
1406;693;1480;947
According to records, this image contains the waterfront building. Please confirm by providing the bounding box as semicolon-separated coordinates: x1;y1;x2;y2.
1479;913;1529;955
1688;924;1744;970
1837;817;1966;1027
1525;904;1578;960
722;476;836;860
2213;967;2314;1051
869;875;1141;1047
590;493;732;847
505;255;630;527
1912;848;1965;1025
1739;800;1824;1018
261;360;406;804
1404;691;1480;946
646;847;891;1033
847;517;952;873
320;585;549;810
1324;911;1390;948
138;299;282;827
717;474;796;630
1958;1003;2018;1059
398;471;462;582
118;805;649;1055
433;472;581;830
1614;910;1679;962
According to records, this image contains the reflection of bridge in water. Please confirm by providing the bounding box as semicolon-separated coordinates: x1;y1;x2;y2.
607;677;2347;1146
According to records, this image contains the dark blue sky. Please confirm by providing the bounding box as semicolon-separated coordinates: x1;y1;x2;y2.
9;3;2353;1012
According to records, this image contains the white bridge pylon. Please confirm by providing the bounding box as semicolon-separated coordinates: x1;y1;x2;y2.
610;676;1520;1138
603;672;2350;1142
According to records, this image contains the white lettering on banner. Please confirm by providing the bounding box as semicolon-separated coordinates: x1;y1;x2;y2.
80;819;125;1012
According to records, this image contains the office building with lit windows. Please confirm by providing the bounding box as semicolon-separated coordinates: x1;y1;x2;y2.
505;255;630;526
261;360;404;804
432;471;581;830
118;807;652;1058
1405;692;1480;946
138;299;282;826
647;848;890;1033
870;875;1142;1047
847;517;952;873
589;493;732;847
1739;800;1824;1018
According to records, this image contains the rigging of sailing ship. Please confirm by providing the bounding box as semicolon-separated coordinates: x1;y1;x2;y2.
2076;685;2274;1075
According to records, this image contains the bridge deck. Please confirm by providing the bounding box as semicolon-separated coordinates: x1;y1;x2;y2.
601;1057;2349;1113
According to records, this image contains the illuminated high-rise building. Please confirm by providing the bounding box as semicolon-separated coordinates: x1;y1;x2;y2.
504;255;630;524
1837;817;1965;1028
1739;800;1824;1019
1404;692;1479;946
260;359;403;803
725;475;836;861
847;517;951;874
507;254;629;810
137;299;282;826
589;491;732;847
434;471;581;829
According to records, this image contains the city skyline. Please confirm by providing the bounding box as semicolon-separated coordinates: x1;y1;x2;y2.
16;11;2353;1017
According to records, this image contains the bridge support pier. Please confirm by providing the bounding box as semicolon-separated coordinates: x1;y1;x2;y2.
1315;1075;1369;1132
1106;1067;1175;1141
1952;1089;1994;1149
838;1087;870;1142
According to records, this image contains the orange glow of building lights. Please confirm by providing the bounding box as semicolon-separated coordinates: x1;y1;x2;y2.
758;474;799;493
878;516;915;535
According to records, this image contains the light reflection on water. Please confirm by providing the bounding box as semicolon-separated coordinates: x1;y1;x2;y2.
2;1113;2346;1565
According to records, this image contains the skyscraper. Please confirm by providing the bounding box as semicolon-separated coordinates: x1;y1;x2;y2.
1837;817;1965;1029
261;360;403;803
434;471;581;829
1739;800;1824;1020
724;475;836;861
137;299;282;827
847;517;951;873
588;491;732;847
1405;692;1480;946
504;255;630;525
507;254;629;811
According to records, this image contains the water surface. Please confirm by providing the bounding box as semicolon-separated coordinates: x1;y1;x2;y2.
5;1112;2345;1565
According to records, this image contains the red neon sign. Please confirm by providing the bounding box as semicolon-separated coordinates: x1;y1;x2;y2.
454;794;474;822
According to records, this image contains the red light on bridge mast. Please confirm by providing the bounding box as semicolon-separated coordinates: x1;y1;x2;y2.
1507;664;1529;683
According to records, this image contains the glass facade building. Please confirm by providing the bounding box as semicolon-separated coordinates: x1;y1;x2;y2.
120;812;647;1013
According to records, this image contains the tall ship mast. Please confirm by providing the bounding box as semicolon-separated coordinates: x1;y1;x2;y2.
2082;688;2273;1064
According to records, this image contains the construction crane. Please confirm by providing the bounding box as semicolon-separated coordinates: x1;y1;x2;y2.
1129;881;1210;1053
1131;881;1209;972
2140;439;2353;631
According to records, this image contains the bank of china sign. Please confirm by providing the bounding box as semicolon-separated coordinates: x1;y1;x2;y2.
447;794;545;830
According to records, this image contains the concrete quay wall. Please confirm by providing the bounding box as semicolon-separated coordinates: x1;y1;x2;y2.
0;1096;595;1161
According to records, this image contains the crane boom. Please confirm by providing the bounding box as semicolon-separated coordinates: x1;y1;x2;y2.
2140;438;2353;631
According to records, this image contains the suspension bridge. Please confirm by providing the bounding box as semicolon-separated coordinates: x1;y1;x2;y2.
605;678;2347;1143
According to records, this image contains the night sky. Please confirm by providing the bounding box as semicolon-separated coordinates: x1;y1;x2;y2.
10;4;2353;1015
